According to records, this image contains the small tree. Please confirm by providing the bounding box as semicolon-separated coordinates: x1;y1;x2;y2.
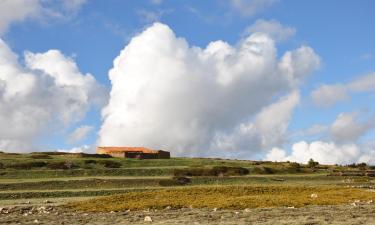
357;162;368;171
308;158;319;168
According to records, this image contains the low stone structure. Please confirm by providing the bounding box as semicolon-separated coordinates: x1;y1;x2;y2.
97;147;170;159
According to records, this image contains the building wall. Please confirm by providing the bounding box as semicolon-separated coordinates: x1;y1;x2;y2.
158;150;170;159
108;152;126;158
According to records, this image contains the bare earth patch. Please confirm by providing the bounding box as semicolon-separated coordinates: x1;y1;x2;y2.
1;203;375;225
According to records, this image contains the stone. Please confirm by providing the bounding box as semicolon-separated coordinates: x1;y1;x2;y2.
144;216;152;222
311;193;318;198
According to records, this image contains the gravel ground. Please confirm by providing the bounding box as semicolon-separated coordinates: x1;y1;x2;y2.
1;203;375;225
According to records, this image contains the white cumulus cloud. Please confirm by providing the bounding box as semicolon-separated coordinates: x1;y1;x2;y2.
0;39;106;152
331;112;375;143
265;141;360;165
265;111;375;164
98;22;320;157
245;19;296;42
311;72;375;107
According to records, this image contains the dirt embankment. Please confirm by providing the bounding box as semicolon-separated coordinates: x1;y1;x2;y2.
1;203;375;225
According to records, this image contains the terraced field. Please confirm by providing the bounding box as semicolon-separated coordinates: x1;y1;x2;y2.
1;151;375;224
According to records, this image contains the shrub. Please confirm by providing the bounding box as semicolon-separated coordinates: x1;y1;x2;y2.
288;162;301;172
98;160;122;168
29;154;52;159
69;153;112;158
357;162;368;170
262;167;275;174
47;161;78;169
174;166;249;177
84;160;97;164
0;162;3;169
308;159;319;168
251;167;274;174
212;166;249;176
173;176;191;185
8;161;47;169
159;177;191;186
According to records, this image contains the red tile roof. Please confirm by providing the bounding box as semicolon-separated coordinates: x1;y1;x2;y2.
97;147;159;154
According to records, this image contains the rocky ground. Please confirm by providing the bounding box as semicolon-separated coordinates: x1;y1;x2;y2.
1;203;375;225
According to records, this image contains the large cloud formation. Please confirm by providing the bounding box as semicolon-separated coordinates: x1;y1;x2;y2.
99;22;320;157
0;39;105;152
265;111;375;164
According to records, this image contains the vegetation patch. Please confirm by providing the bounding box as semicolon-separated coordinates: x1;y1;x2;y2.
67;185;375;212
174;166;249;177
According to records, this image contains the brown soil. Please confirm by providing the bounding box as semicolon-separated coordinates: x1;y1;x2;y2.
1;203;375;225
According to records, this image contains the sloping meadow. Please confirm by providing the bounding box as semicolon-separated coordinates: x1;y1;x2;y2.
67;185;375;212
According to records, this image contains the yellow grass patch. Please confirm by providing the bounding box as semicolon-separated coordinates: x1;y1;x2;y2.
66;185;375;212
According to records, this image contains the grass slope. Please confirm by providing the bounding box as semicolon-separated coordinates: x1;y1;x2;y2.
67;185;375;211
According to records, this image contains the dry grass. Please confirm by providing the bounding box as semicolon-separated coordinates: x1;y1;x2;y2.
67;185;375;212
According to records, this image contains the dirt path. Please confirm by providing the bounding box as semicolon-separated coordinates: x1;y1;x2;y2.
1;203;375;225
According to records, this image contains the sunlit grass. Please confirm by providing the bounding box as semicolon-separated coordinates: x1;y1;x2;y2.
67;185;375;212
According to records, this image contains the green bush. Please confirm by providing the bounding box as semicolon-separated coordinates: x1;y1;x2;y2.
84;160;97;164
252;166;275;174
174;166;249;177
288;162;301;172
308;159;319;168
98;160;122;168
29;154;52;159
0;162;3;169
8;161;47;169
159;177;191;186
47;161;78;170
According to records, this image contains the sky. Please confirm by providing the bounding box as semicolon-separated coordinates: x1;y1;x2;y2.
1;0;375;165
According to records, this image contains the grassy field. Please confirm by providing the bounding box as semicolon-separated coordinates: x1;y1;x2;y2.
67;185;375;211
1;151;374;213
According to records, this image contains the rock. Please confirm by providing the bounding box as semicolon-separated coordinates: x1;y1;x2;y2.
287;206;295;209
234;211;240;215
351;202;357;206
367;200;373;204
213;208;217;212
25;201;31;204
311;193;318;198
110;211;115;214
165;206;171;210
144;216;153;222
244;208;251;212
44;200;52;203
34;219;39;223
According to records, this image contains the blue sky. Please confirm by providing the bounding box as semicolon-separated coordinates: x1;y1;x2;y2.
1;0;375;164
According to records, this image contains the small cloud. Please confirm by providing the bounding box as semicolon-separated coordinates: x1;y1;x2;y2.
245;19;296;42
230;0;279;17
331;112;375;143
137;9;171;23
311;84;350;107
57;144;92;153
67;125;94;144
311;72;375;107
361;53;373;60
150;0;162;5
0;0;88;35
